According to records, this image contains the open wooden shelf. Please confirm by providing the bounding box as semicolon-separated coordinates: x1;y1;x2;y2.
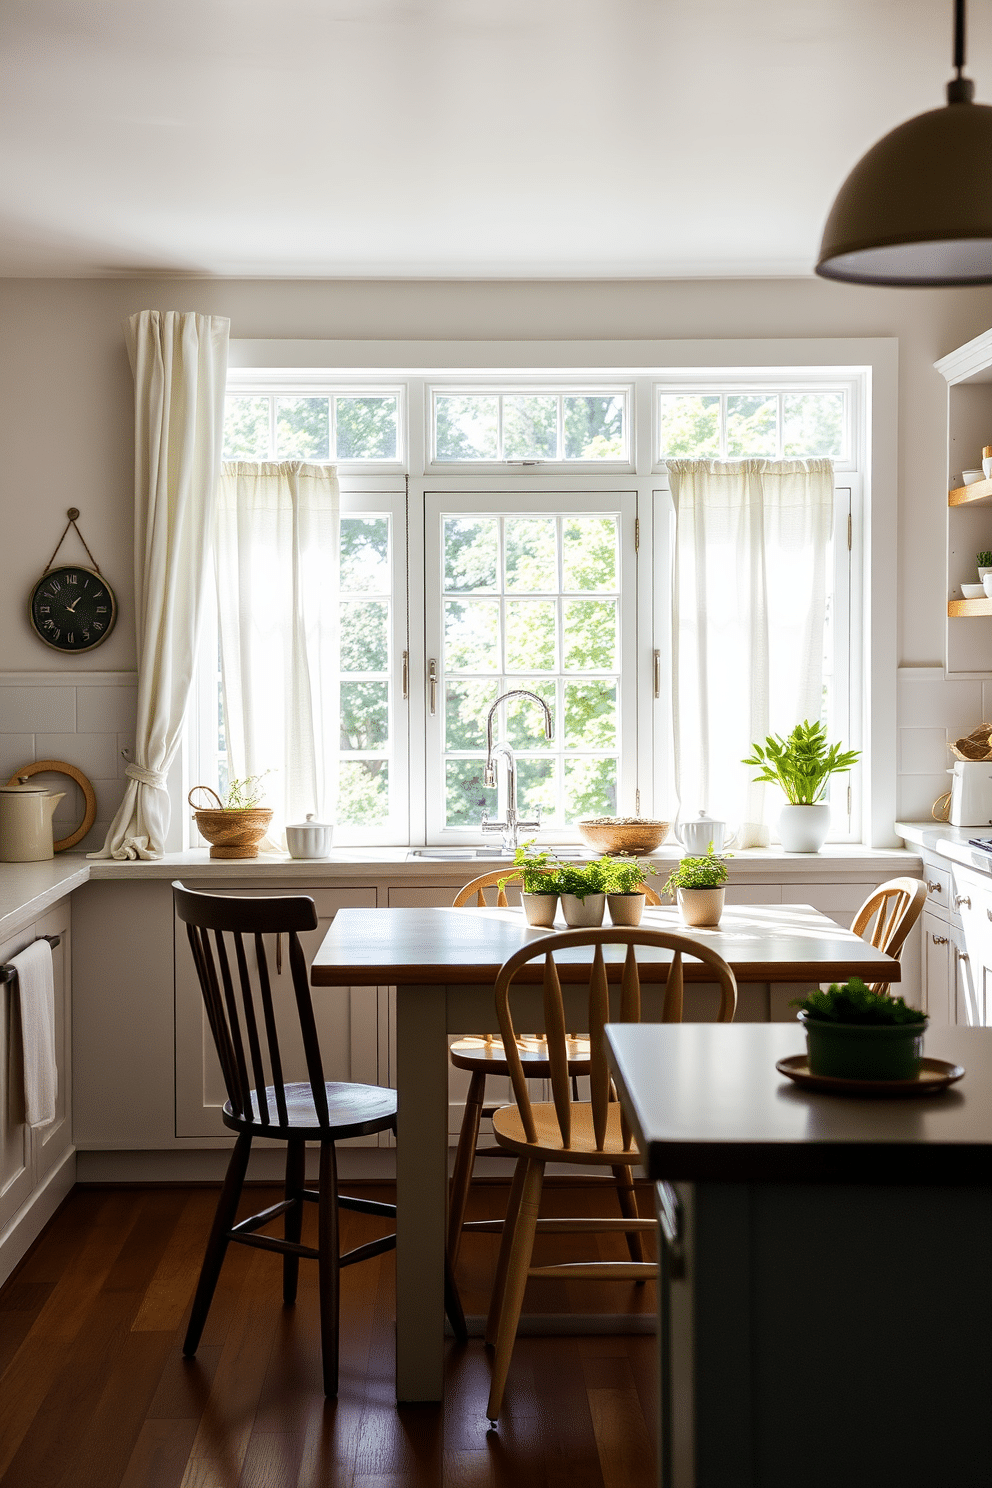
948;597;992;616
949;478;992;507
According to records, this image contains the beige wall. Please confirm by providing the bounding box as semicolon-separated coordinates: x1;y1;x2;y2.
2;275;992;678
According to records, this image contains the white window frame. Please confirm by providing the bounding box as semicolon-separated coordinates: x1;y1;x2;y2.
426;381;635;474
189;337;896;848
653;376;859;471
224;367;407;474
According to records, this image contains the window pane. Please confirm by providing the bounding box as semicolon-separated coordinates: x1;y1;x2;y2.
564;680;617;748
516;758;556;818
503;396;558;459
446;759;493;827
564;757;617;821
504;517;557;592
340;517;389;594
726;394;777;457
657;393;720;458
444;518;498;592
337;760;388;826
275;397;330;459
505;600;556;672
340;681;388;750
336;396;397;459
562;518;617;592
563;396;624;458
224;396;270;459
446;680;497;750
563;599;617;670
783;392;844;458
444;599;500;671
505;679;556;749
340;601;388;672
435;395;498;460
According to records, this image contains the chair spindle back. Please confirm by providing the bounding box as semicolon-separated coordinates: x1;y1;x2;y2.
850;877;927;995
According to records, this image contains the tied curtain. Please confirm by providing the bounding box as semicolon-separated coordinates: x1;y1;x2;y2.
215;462;340;844
668;458;835;847
91;310;230;860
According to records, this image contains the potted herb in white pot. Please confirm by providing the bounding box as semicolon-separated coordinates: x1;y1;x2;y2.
556;860;608;927
498;842;562;927
662;846;730;928
742;720;861;853
602;856;658;926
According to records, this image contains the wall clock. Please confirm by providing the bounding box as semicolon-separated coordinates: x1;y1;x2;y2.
29;508;118;654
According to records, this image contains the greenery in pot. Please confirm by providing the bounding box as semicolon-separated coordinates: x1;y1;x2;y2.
979;550;992;568
601;857;659;895
741;720;860;805
223;771;273;809
554;860;610;901
662;845;730;898
790;978;925;1026
497;841;564;895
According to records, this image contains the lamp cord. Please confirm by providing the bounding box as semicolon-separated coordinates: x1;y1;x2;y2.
954;0;965;76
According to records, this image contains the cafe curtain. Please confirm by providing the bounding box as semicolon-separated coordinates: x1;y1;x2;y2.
90;310;230;860
215;461;340;844
668;458;834;846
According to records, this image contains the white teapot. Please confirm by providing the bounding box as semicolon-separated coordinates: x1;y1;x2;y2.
675;809;726;856
0;778;65;862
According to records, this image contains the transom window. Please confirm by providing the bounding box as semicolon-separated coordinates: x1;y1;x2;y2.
223;390;401;463
431;388;629;463
656;385;850;464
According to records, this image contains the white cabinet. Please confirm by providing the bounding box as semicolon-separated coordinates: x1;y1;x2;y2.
0;900;73;1283
922;906;952;1025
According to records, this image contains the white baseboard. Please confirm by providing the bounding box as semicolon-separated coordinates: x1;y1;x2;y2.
0;1148;77;1287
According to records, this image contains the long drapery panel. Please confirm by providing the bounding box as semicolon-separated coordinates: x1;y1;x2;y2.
669;458;835;846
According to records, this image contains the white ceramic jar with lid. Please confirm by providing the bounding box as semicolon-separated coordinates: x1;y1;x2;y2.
675;809;726;855
0;778;65;861
285;813;334;859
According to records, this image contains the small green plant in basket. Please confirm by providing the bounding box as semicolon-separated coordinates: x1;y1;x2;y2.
223;771;273;809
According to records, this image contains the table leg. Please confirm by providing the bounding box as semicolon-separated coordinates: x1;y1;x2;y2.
395;981;449;1403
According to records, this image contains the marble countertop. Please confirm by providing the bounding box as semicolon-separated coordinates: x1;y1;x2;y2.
895;820;992;875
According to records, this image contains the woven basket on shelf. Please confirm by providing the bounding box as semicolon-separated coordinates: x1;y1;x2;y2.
188;786;273;860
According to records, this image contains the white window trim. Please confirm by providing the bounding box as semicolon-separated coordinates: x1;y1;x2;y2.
208;337;897;848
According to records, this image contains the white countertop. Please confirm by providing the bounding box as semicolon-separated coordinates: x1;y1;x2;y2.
0;840;923;945
895;820;992;876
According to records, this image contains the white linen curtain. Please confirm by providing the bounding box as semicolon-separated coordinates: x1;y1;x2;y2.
215;462;340;843
90;310;229;860
668;458;835;847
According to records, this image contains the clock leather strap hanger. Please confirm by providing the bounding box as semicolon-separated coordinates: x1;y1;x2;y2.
41;508;102;576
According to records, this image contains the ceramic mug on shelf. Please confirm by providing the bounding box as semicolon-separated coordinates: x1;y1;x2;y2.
675;809;726;856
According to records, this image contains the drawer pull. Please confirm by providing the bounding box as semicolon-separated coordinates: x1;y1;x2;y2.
932;934;949;945
927;880;943;893
955;894;972;909
959;951;970;961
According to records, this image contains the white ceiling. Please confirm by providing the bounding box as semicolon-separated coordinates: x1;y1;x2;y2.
1;0;989;279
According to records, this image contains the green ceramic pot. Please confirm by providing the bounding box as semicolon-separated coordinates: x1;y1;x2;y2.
799;1011;928;1081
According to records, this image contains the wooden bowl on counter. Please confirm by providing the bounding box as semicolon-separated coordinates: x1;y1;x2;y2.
577;818;670;856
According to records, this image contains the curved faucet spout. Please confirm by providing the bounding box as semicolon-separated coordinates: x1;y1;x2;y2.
481;690;555;853
484;690;554;788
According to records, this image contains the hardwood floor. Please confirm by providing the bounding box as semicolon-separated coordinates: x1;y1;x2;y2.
0;1179;657;1488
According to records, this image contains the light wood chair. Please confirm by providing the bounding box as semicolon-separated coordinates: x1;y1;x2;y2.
173;882;465;1398
447;869;662;1268
483;925;737;1424
850;876;927;994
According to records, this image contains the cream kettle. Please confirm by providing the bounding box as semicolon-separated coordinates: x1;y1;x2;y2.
0;777;65;861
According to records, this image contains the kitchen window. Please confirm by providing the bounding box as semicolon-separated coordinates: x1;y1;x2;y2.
188;362;867;847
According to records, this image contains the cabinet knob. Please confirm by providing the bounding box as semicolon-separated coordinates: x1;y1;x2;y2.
932;934;949;945
927;880;942;893
955;894;972;909
959;951;970;961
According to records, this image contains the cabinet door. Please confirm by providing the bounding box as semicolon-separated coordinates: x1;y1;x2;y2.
950;924;982;1026
922;909;951;1025
175;886;378;1139
953;877;992;1026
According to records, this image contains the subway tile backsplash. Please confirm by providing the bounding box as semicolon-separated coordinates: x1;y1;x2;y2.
897;666;983;823
0;672;137;853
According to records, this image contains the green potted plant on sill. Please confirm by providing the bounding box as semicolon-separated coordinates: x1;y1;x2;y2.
554;859;610;928
498;841;564;927
662;845;730;927
791;979;927;1081
600;856;659;927
742;719;861;853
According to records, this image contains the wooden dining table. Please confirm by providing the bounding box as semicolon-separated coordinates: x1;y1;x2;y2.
310;901;901;1403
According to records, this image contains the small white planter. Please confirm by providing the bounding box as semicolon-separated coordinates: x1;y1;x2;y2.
677;886;725;928
560;892;606;928
522;891;558;928
607;892;646;927
778;803;830;853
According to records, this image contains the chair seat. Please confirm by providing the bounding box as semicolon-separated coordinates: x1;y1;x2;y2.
450;1034;591;1077
221;1081;397;1140
491;1100;638;1164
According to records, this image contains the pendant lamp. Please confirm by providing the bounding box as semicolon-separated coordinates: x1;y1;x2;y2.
816;0;992;285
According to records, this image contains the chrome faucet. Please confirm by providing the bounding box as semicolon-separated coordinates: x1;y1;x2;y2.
481;690;554;853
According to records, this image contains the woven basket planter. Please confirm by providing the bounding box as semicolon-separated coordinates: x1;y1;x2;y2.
189;787;273;859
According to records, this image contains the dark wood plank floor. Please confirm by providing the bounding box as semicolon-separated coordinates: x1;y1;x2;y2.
0;1179;657;1488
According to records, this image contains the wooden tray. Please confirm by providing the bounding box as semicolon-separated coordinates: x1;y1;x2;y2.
775;1054;965;1098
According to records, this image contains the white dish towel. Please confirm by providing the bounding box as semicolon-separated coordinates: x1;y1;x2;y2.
12;939;57;1129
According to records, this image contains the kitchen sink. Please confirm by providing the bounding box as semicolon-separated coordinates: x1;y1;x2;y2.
406;847;515;860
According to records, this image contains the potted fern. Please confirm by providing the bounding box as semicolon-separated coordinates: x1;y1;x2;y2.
498;842;563;927
556;859;609;927
742;720;860;853
662;846;730;927
791;979;927;1081
601;856;659;927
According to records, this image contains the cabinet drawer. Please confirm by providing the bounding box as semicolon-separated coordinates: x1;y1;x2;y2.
921;859;951;920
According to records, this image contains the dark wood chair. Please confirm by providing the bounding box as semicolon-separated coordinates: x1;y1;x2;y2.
173;881;465;1397
447;870;662;1269
484;925;737;1424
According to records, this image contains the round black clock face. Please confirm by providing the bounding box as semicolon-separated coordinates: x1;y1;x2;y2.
29;565;118;653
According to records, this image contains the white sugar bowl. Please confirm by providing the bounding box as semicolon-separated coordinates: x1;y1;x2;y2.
285;813;334;859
